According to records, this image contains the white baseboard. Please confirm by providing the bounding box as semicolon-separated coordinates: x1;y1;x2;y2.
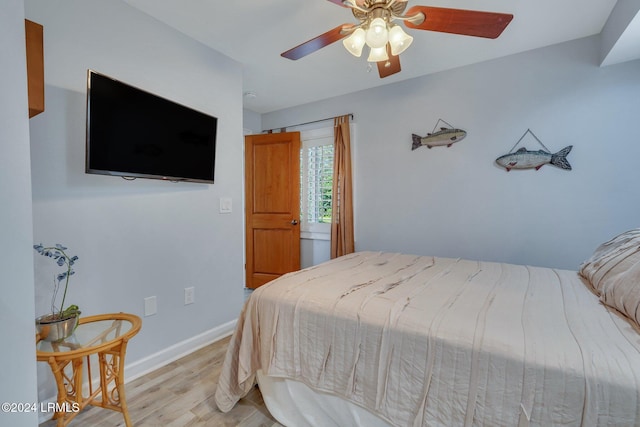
124;319;237;382
38;319;237;424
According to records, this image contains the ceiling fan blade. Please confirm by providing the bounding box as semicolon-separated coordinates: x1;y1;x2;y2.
281;24;355;60
404;6;513;39
377;45;401;78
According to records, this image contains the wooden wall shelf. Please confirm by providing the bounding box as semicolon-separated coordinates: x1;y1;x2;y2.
25;19;44;118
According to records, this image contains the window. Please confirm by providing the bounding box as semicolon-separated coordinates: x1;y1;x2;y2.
300;128;334;239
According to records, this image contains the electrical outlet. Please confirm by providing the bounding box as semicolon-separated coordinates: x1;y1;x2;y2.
144;296;157;316
184;287;195;305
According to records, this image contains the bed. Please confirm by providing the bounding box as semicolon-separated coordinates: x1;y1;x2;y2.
215;230;640;426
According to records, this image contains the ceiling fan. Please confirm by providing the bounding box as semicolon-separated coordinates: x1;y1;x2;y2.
281;0;513;78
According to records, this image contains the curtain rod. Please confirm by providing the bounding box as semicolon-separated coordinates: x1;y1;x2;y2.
262;113;354;134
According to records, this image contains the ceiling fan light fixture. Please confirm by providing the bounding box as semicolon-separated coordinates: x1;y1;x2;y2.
365;17;389;49
343;28;366;57
280;2;513;80
367;45;389;63
388;25;413;56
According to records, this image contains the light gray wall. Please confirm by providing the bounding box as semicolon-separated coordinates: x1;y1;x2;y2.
0;0;39;425
264;35;640;270
243;108;261;134
26;0;245;402
301;239;331;269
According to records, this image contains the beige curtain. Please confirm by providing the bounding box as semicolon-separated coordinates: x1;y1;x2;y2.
331;115;355;258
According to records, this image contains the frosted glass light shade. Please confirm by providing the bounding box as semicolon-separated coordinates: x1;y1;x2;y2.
343;28;366;57
388;25;413;56
367;46;389;62
365;17;389;49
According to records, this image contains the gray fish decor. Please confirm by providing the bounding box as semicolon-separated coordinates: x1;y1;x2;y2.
496;147;572;171
412;119;467;150
496;129;572;172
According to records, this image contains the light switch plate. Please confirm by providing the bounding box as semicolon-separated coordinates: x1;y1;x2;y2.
219;197;232;214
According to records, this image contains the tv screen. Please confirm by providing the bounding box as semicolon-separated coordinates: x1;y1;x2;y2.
86;70;217;183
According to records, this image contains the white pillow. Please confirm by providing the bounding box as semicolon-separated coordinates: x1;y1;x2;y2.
599;256;640;328
579;229;640;295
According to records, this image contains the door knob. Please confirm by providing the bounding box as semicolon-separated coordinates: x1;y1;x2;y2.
291;219;299;225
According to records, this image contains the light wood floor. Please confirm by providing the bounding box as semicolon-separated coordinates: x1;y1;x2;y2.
40;335;284;427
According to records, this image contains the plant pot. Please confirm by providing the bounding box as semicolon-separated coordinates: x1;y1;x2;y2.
35;312;81;342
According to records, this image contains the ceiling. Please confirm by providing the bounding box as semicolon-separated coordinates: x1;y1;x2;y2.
121;0;636;114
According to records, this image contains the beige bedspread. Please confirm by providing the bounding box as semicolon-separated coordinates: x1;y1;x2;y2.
214;252;640;426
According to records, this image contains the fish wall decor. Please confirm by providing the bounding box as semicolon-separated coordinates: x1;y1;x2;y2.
412;119;467;150
496;146;572;171
496;129;572;172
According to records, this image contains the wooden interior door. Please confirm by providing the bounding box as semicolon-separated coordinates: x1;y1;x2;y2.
245;132;301;289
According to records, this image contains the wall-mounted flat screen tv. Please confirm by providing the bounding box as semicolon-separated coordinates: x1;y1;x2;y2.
86;70;217;183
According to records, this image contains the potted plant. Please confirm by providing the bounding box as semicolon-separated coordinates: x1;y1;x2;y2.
34;243;80;342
